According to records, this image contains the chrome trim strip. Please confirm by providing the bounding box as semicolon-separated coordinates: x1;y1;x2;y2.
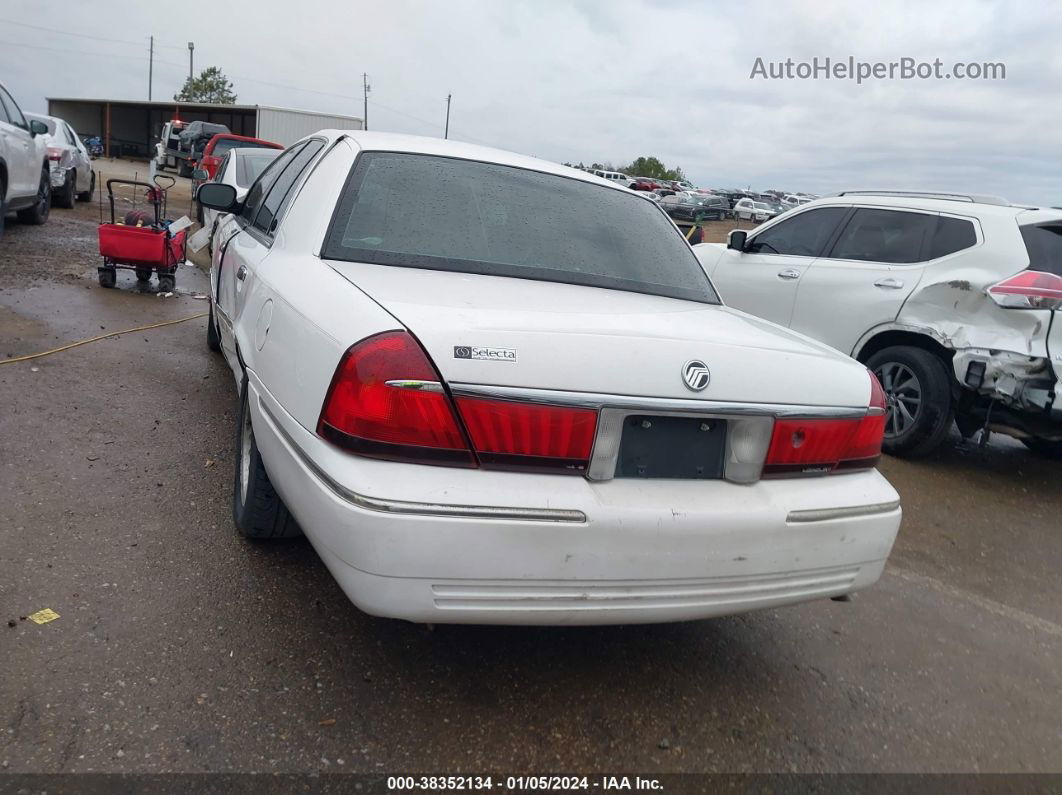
384;379;446;393
448;383;866;419
257;399;587;523
786;500;901;523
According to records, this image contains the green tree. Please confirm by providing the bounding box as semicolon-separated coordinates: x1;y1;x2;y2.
626;156;686;181
174;67;237;104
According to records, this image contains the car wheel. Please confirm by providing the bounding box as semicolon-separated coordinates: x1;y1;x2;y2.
157;273;175;293
98;268;116;288
0;174;6;240
135;268;153;283
77;171;95;202
54;170;76;209
867;346;954;457
232;377;302;539
1021;437;1062;458
17;166;51;225
178;161;193;178
207;303;222;353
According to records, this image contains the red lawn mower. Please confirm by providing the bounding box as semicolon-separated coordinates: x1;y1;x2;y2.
97;177;187;292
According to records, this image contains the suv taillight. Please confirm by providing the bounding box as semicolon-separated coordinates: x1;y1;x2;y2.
987;270;1062;310
762;371;886;476
46;146;63;162
318;332;598;473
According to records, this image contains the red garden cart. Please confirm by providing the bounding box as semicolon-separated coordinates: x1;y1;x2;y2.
97;177;186;292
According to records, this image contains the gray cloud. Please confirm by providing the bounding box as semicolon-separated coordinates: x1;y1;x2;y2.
2;0;1057;204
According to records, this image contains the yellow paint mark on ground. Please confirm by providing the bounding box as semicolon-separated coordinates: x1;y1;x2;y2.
27;608;60;624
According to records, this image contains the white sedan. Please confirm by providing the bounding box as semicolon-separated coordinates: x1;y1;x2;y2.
197;131;901;625
25;112;94;208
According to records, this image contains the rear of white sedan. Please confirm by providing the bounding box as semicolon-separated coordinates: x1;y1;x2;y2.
201;131;901;625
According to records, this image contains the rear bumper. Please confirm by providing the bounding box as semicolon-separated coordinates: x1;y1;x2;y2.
48;163;71;187
249;376;902;625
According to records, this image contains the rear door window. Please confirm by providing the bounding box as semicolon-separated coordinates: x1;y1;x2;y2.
1021;224;1062;276
745;207;849;256
928;216;977;259
827;208;935;264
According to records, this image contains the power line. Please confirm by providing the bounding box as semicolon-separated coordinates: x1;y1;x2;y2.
0;18;185;49
0;39;184;67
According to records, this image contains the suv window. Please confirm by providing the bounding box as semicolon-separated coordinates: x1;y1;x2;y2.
745;207;848;256
240;142;306;225
0;86;24;127
929;216;977;259
1020;224;1062;277
828;208;935;264
254;139;325;234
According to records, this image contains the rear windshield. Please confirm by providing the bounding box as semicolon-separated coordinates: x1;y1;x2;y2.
1021;224;1062;276
323;152;719;304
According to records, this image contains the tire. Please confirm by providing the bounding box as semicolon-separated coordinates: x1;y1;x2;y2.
135;268;153;283
98;268;116;288
207;303;221;353
0;175;6;240
157;273;175;293
17;166;50;225
77;171;95;202
867;346;954;457
232;378;301;539
178;160;193;178
54;170;75;209
1021;437;1062;458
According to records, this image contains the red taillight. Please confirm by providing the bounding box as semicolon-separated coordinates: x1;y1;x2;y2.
46;146;63;162
988;270;1062;310
317;331;474;466
763;371;885;476
456;397;597;473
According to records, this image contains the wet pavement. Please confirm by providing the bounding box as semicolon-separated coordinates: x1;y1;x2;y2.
1;184;1061;775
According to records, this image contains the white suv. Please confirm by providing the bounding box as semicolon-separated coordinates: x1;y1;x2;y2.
695;191;1062;457
0;81;50;236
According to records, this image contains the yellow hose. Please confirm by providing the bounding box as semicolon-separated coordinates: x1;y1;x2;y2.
0;312;208;365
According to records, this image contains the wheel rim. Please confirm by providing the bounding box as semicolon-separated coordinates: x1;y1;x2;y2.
239;403;253;504
875;361;922;438
38;172;50;214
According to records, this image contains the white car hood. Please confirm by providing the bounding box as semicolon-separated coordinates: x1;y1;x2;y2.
325;261;871;408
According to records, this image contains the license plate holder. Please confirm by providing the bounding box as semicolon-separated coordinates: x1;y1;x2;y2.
616;415;727;479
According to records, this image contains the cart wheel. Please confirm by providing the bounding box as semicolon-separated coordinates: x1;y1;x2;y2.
98;269;116;289
157;274;176;293
135;268;153;283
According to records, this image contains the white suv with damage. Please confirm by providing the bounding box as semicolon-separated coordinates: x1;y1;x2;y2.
0;81;51;236
695;191;1062;457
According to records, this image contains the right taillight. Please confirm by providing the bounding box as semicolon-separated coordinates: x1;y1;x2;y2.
763;371;886;477
988;270;1062;310
318;332;599;473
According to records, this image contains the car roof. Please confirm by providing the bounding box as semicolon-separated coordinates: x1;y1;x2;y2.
806;191;1062;220
320;130;630;192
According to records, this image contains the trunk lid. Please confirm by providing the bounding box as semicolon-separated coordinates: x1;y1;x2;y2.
326;261;871;408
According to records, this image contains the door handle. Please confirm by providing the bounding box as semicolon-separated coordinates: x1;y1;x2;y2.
874;277;904;289
236;265;248;281
777;268;801;280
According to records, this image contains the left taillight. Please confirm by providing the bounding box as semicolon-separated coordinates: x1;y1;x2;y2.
763;371;886;476
46;146;63;162
317;331;599;473
317;331;475;467
988;270;1062;311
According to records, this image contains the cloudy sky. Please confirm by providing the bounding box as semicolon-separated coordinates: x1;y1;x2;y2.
2;0;1058;203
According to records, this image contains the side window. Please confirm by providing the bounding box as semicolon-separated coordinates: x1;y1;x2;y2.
0;93;9;124
213;153;230;182
240;142;305;224
0;87;23;127
745;207;849;256
929;216;977;259
828;208;935;264
253;139;325;235
63;123;77;146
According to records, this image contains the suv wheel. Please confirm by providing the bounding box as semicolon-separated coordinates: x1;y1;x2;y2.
0;174;6;239
867;346;954;457
1021;437;1062;458
17;166;51;225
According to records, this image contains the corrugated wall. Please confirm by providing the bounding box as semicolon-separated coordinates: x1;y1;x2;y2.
256;109;363;146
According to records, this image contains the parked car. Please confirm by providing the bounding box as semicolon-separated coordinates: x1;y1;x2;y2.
154;119;188;171
195;145;282;248
632;177;661;191
25;113;95;208
176;121;230;176
197;134;283;181
732;198;773;222
0;81;51;236
663;193;730;221
591;169;634;188
783;193;811;208
196;130;900;625
695;190;1062;457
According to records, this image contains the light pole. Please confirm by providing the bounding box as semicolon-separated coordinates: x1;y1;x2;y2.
362;73;370;131
444;93;451;139
148;35;154;100
187;42;194;81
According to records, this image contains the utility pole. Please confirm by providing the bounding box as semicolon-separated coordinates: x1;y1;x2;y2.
148;35;154;100
362;73;370;130
187;42;194;81
444;93;451;139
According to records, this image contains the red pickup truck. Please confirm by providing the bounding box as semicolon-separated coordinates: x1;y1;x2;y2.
197;134;284;179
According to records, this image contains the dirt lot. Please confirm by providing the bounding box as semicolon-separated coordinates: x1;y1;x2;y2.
1;163;1061;776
